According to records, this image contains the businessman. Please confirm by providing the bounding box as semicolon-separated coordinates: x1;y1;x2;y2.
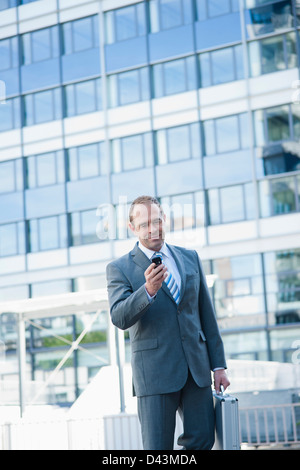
106;196;230;450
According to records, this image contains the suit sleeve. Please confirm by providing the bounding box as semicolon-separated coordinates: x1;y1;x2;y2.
106;261;152;330
196;253;227;371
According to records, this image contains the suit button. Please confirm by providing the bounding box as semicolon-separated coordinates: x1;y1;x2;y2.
181;336;185;341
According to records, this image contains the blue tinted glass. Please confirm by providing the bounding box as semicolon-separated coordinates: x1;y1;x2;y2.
34;90;54;123
216;115;239;152
199;52;211;87
0;223;17;256
32;28;52;62
160;0;182;29
122;135;143;171
0;161;16;193
208;0;230;17
39;216;59;251
203;120;216;155
115;6;136;41
208;188;220;224
65;85;75;116
220;185;244;222
81;210;98;244
73;17;94;52
137;3;146;35
164;59;185;95
36;153;57;186
118;70;139;105
0;0;17;11
62;22;72;55
245;1;294;37
0;97;20;131
211;47;234;84
75;81;96;114
168;125;190;161
78;144;99;178
152;64;163;98
235;45;244;80
0;38;11;70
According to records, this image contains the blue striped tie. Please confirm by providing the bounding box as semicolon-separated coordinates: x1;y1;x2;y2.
153;252;180;305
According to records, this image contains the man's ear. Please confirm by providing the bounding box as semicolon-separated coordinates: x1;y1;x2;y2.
128;221;135;235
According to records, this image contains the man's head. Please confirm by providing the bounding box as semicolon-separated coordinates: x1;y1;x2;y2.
128;196;166;251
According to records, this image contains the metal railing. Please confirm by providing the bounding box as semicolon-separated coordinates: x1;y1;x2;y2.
239;402;300;448
1;403;300;450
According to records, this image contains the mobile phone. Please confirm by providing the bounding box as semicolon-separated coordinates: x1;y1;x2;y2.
152;256;162;267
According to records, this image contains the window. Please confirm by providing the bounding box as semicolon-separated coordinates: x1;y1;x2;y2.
67;142;107;180
0;159;23;193
203;113;249;155
264;249;300;326
156;123;201;164
249;32;297;77
0;97;21;132
259;175;299;217
0;221;25;257
0;0;38;11
111;132;153;173
254;104;299;146
64;78;102;117
152;56;197;98
199;44;244;87
160;191;205;232
62;16;99;55
245;0;294;37
105;3;146;44
207;182;255;224
0;36;18;71
23;88;62;126
212;253;265;329
196;0;239;21
149;0;193;33
108;67;149;107
21;26;59;65
27;215;68;252
26;151;65;188
70;209;99;246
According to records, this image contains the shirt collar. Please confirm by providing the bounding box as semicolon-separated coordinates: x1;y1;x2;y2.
138;241;169;260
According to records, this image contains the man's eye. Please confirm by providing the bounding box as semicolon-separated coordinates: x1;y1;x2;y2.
140;223;148;229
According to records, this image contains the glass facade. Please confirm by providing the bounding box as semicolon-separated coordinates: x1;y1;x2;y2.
0;0;300;405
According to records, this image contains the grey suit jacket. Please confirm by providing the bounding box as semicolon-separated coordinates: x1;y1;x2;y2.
106;242;226;397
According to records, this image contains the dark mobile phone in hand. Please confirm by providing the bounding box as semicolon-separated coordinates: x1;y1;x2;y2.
152;256;162;267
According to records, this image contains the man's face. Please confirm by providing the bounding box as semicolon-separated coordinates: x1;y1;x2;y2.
129;203;166;251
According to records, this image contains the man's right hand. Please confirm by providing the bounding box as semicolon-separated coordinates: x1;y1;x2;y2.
144;263;168;297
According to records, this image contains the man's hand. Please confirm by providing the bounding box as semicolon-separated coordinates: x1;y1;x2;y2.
144;263;168;297
214;369;230;394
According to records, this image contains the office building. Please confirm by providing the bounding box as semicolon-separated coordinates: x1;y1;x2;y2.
0;0;300;405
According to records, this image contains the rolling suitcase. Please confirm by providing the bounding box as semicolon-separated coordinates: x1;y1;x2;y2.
213;386;240;450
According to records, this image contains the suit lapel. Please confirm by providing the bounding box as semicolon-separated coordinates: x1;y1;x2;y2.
131;242;151;271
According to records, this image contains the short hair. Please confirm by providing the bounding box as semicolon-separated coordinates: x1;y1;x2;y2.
129;196;162;223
